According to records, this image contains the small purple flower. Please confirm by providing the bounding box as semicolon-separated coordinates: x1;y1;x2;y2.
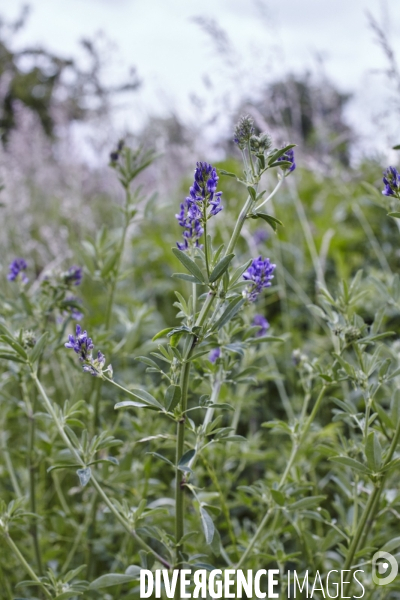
209;347;221;363
65;325;112;377
253;228;269;245
176;162;223;250
278;147;296;173
7;258;29;283
65;324;94;361
243;256;276;302
64;266;83;286
382;166;400;197
253;314;270;337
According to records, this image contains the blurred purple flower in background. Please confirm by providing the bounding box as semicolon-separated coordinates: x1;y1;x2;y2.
209;347;221;363
253;314;270;336
8;258;29;283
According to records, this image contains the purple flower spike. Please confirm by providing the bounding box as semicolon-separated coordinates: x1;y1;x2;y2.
382;166;400;197
243;256;276;302
176;162;223;251
253;314;270;337
8;258;29;283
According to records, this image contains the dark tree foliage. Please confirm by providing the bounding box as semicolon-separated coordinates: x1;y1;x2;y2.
0;7;140;144
254;74;353;165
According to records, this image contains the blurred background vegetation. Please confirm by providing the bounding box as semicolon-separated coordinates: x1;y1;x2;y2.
1;4;400;597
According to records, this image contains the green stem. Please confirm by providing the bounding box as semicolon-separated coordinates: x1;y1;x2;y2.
225;195;254;257
236;386;327;569
90;477;171;568
254;176;283;211
3;446;22;498
342;414;400;595
174;349;191;568
31;371;172;569
203;220;210;277
4;534;52;599
92;190;131;430
28;395;42;576
174;190;257;579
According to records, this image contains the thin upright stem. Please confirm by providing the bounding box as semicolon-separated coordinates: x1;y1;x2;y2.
254;176;284;211
236;386;327;569
4;534;52;599
3;446;22;498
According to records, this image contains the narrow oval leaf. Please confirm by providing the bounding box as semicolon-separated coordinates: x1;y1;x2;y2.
89;572;141;590
200;506;215;545
172;248;206;283
209;254;235;283
165;384;181;411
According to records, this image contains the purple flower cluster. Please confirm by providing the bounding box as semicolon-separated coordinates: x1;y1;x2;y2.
243;256;276;302
253;314;270;336
65;324;94;361
278;148;296;173
8;258;29;283
65;325;111;377
63;265;83;286
382;166;400;197
176;162;223;251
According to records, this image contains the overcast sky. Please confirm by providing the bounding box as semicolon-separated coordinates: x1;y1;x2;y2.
3;0;400;152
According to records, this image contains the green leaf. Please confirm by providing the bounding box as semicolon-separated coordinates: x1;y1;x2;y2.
213;297;245;330
101;251;120;278
267;144;296;165
250;213;283;231
165;385;181;411
365;431;382;472
0;335;27;359
229;259;252;287
269;160;292;169
147;452;174;468
0;352;26;363
388;212;400;218
200;506;215;544
135;356;160;369
247;186;257;200
178;449;195;469
330;456;371;474
288;495;326;511
29;332;49;364
89;572;141;590
270;489;285;506
152;328;174;341
172;273;204;285
118;388;164;410
114;400;150;409
172;248;206;283
381;537;400;553
209;254;234;283
219;169;236;177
